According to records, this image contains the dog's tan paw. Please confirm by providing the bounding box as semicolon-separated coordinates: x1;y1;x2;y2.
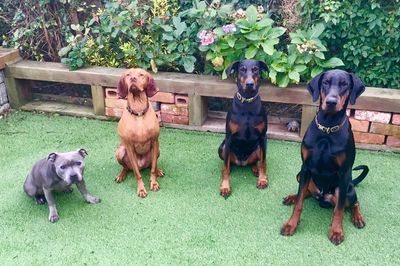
282;194;297;205
150;181;160;192
280;222;297;236
257;177;268;189
329;229;344;245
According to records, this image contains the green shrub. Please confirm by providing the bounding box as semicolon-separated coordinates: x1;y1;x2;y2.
299;0;400;88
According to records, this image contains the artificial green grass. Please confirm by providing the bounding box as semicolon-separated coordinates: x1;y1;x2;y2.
0;111;399;265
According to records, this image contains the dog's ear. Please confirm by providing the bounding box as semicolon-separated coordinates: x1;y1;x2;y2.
307;71;325;102
47;153;58;162
257;60;269;72
146;73;159;98
225;61;240;77
78;148;88;158
349;73;365;105
117;74;128;99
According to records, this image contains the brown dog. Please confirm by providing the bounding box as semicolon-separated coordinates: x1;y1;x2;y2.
115;68;164;198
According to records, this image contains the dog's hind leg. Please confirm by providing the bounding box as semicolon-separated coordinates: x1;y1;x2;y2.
115;145;129;183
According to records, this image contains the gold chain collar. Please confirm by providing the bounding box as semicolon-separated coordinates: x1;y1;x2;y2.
315;115;347;134
236;91;259;103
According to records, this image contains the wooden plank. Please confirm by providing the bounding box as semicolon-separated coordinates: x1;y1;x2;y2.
32;93;93;106
91;85;105;115
189;94;208;126
300;105;318;137
0;48;21;67
20;100;110;120
4;78;32;108
4;60;400;113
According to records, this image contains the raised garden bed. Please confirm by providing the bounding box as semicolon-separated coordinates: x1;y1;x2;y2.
3;49;400;151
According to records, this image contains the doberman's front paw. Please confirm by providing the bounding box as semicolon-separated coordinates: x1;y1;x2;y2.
49;213;59;223
256;177;268;189
280;222;297;236
352;214;365;229
329;228;344;245
282;194;297;205
150;181;160;192
220;187;231;199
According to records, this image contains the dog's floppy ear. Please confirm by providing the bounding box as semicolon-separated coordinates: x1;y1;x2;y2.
225;61;240;77
349;73;365;105
146;73;159;98
117;74;128;99
307;71;325;102
257;60;268;72
47;153;58;162
78;148;88;158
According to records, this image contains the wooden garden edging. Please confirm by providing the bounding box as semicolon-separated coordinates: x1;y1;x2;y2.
3;51;400;150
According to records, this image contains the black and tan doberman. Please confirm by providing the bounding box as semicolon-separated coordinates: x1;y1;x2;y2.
218;59;269;198
280;69;369;245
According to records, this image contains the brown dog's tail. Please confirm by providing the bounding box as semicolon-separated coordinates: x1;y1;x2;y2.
352;165;369;186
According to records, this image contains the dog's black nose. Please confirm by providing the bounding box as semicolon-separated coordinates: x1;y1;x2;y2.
245;80;254;88
70;174;79;182
326;98;337;105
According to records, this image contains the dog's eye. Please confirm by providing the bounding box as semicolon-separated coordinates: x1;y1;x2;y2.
323;80;330;85
75;162;82;166
252;67;259;72
139;73;144;77
240;67;246;72
60;165;66;170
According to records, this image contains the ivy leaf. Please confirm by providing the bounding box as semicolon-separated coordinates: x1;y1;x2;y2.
277;73;290;87
314;51;325;59
311;66;324;78
288;71;300;83
309;23;325;39
182;56;196;73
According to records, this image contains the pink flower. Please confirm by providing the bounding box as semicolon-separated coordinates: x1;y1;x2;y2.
199;30;216;46
222;24;236;34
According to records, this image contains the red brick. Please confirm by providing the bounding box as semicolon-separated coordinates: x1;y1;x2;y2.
149;92;175;103
160;113;189;125
386;136;400;147
160;103;188;116
174;94;189;107
349;118;369;132
354;110;391;124
105;98;127;109
353;132;385;144
105;88;118;99
370;123;400;137
105;107;123;118
392;114;400;125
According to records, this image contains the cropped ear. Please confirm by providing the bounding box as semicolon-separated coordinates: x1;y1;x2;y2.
225;61;240;77
257;60;268;72
349;73;365;105
146;73;159;98
117;74;128;99
47;153;58;162
78;148;88;158
307;71;325;102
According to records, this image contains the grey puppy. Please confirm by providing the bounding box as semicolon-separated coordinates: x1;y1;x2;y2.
23;148;101;223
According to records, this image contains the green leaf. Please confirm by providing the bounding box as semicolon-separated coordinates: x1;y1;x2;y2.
227;38;236;48
293;65;307;73
198;45;209;52
245;46;258;59
288;71;300;83
314;51;325;59
321;57;345;68
268;27;286;39
161;25;173;32
257;18;273;28
311;66;324;77
58;46;71;57
246;5;258;25
182;56;196;73
309;23;325;39
162;33;174;41
261;41;275;55
245;32;261;41
277;73;290;87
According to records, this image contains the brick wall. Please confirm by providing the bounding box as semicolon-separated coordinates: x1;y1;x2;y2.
0;71;10;115
350;109;400;147
104;88;189;125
